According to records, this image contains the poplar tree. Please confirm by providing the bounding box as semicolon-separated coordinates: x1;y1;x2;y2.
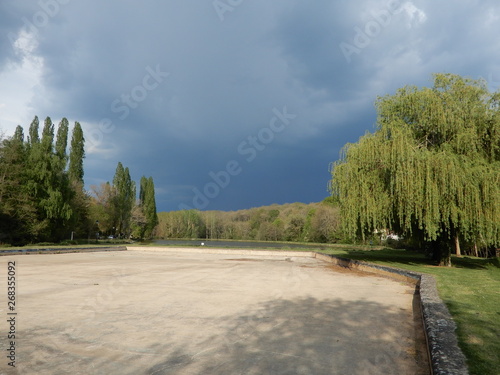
41;117;72;239
139;176;158;238
68;121;85;185
24;117;54;239
55;117;69;164
28;116;40;146
330;73;500;266
13;125;24;142
40;116;54;154
112;162;136;237
67;121;89;238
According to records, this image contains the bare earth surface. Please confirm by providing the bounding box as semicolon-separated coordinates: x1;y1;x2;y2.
0;250;429;375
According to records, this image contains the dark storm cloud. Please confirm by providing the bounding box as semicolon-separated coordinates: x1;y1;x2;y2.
1;0;500;211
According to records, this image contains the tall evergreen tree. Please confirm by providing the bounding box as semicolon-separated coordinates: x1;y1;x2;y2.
13;125;24;142
28;116;40;146
0;126;37;244
24;117;52;239
67;121;89;239
112;162;136;237
55;118;69;164
330;73;500;266
40;116;54;155
26;117;73;240
68;121;85;185
146;177;158;235
140;176;147;204
138;176;158;238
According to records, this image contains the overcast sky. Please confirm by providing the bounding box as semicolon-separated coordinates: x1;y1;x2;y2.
1;1;499;212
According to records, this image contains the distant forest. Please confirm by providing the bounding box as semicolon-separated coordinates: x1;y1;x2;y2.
155;198;344;244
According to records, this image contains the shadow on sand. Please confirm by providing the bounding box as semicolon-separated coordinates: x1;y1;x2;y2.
146;297;429;375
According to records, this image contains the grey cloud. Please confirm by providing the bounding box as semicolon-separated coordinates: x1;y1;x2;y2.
1;0;499;211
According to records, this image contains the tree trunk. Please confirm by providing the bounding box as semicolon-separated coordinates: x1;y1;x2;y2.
438;249;452;266
454;235;461;257
473;242;478;257
432;238;452;267
438;248;452;266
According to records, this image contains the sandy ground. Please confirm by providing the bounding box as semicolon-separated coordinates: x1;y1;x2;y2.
0;250;429;375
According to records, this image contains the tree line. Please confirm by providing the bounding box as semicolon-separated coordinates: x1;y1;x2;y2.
155;199;343;243
89;164;158;240
0;116;158;245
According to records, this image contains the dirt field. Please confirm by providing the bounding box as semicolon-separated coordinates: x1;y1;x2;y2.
0;249;429;374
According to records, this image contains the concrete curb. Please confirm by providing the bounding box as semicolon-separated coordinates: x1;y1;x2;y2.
0;246;127;256
126;246;315;258
127;246;469;374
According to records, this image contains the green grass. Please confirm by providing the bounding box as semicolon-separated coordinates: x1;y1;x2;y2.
313;247;499;375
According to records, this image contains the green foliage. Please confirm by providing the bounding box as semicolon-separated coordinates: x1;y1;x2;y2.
89;182;117;237
28;116;40;146
0;128;36;244
112;162;136;237
55;118;69;162
1;119;156;245
331;73;500;265
68;121;85;185
132;176;158;239
13;125;24;142
156;201;342;243
157;210;206;238
89;169;158;241
0;117;90;244
144;177;158;236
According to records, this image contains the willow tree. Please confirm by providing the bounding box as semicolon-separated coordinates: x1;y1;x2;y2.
330;73;500;266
